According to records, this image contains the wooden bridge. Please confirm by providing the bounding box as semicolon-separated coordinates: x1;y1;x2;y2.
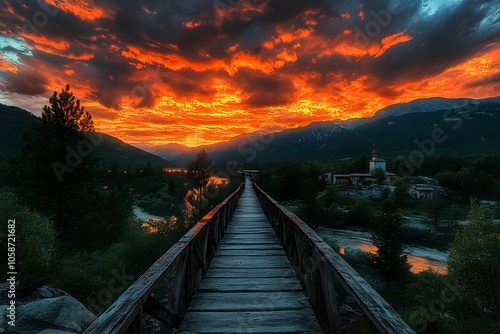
84;179;416;334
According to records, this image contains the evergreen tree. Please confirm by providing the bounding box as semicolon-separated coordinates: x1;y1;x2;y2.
370;200;411;280
19;85;98;231
17;85;130;249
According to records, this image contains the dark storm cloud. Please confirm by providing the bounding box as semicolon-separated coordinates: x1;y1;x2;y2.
367;0;500;85
165;71;218;99
234;70;296;107
1;0;499;110
262;0;323;23
3;69;48;95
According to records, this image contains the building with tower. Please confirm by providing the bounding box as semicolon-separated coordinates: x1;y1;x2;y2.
369;147;386;172
322;147;395;185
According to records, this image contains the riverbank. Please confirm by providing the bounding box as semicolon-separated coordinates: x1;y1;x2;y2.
317;226;448;273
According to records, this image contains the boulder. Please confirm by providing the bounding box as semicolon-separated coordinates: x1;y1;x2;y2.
4;295;95;333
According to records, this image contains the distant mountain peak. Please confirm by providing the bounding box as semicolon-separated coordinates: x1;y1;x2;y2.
372;97;500;120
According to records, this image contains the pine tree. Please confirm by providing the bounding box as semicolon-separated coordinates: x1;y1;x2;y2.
19;85;98;231
15;85;130;250
370;200;411;280
42;84;94;134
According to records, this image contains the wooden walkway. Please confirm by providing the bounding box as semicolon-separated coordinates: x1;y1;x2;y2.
178;180;322;333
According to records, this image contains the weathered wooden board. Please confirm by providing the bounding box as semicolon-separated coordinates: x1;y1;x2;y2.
188;291;312;311
218;239;279;245
216;249;285;256
204;267;297;279
225;228;274;233
217;243;284;250
224;232;276;237
198;279;303;292
179;309;321;333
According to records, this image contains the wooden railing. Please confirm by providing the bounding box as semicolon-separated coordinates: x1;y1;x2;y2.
84;183;245;334
253;183;416;334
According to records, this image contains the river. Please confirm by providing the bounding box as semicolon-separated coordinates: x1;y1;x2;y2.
133;205;166;221
317;227;448;274
134;207;448;273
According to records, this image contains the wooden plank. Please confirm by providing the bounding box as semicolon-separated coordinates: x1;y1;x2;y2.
216;249;285;256
217;243;284;250
204;268;297;278
222;235;277;241
219;239;279;245
179;309;321;333
199;277;303;293
188;291;311;311
209;256;291;269
226;227;270;231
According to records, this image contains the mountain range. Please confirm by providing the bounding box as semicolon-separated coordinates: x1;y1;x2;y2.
1;96;499;167
162;97;500;164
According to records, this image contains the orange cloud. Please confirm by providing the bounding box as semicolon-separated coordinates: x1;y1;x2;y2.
0;58;18;74
184;21;201;29
325;30;413;59
43;0;113;21
274;27;313;44
376;31;414;57
121;45;292;76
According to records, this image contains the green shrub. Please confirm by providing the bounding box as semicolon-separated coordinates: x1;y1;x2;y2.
0;190;57;292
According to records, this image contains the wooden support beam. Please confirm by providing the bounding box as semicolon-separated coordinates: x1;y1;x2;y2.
143;296;182;329
341;314;378;334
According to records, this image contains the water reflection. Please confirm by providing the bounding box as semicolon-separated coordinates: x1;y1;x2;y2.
133;205;179;235
320;227;448;274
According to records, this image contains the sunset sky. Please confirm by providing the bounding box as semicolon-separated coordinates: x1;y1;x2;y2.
0;0;499;147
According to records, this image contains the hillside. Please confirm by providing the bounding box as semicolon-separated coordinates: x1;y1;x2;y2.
172;97;500;164
0;104;171;166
